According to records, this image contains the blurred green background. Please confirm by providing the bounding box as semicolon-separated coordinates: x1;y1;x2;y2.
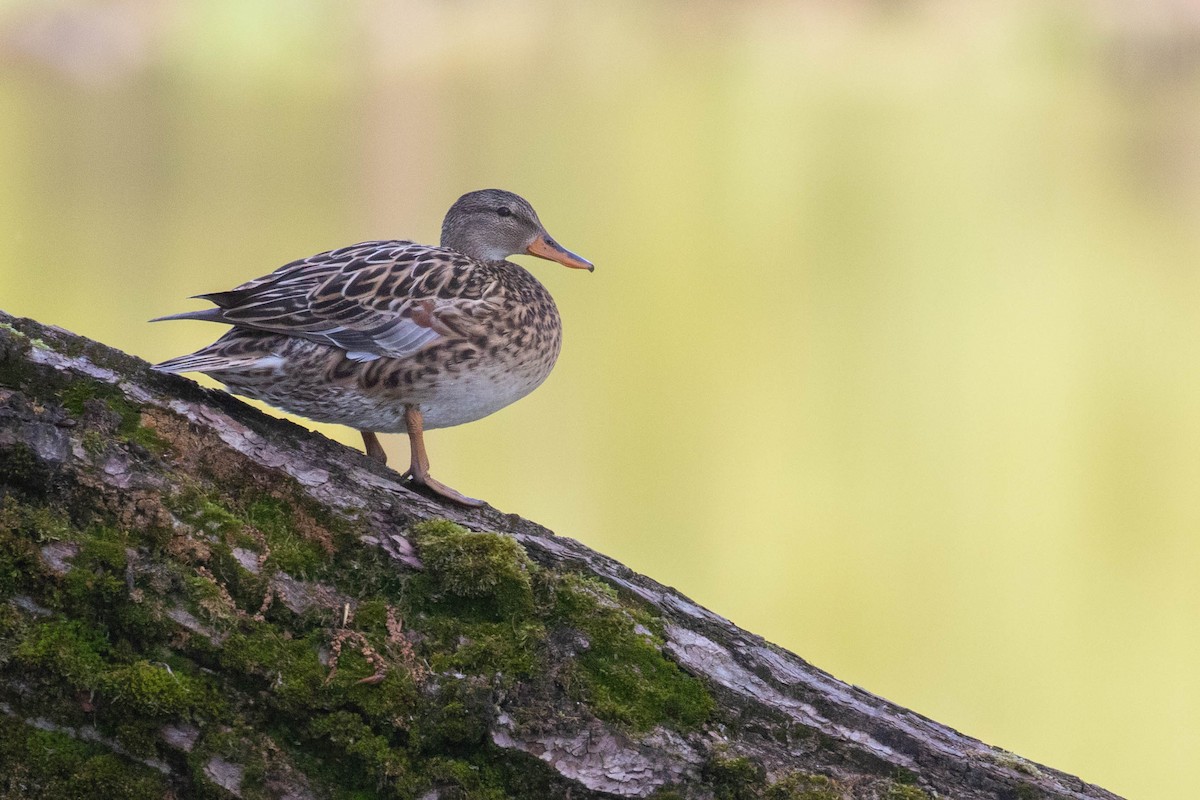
3;1;1198;797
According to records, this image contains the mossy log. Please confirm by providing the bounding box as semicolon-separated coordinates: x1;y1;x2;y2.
0;309;1121;800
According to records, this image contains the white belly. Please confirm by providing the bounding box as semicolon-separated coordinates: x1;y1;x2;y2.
224;351;554;433
406;363;551;430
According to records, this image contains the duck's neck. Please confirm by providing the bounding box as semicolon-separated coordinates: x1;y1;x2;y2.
441;222;508;262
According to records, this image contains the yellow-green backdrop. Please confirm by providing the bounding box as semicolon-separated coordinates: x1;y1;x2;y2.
2;2;1196;797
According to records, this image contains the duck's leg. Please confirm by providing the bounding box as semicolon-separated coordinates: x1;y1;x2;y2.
361;431;387;464
403;405;484;507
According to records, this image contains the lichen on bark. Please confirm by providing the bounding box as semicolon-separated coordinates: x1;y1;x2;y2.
0;311;1123;800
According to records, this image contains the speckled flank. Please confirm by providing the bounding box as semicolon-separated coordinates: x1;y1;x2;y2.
199;261;562;432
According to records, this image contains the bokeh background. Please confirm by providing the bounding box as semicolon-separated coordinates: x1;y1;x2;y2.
3;1;1199;797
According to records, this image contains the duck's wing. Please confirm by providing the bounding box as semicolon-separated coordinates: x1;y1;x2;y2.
154;241;502;361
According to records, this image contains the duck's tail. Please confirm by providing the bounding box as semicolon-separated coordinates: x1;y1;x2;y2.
152;346;285;376
151;350;231;375
149;292;243;324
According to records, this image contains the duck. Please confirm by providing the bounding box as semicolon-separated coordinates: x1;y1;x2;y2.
151;189;593;507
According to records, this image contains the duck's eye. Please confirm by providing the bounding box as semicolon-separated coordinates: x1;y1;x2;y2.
497;207;512;218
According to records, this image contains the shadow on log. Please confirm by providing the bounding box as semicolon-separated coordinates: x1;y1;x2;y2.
0;310;1120;800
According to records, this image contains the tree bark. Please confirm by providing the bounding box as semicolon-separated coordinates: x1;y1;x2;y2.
0;309;1121;800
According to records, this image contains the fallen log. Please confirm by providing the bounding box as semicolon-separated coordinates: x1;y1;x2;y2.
0;310;1121;800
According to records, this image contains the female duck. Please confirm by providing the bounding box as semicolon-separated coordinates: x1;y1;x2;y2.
153;189;593;506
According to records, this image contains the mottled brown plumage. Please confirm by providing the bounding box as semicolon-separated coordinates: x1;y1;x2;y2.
153;189;592;505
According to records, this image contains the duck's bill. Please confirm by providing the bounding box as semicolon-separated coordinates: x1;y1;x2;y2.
527;233;594;272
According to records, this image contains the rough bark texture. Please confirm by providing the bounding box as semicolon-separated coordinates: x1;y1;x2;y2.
0;309;1122;800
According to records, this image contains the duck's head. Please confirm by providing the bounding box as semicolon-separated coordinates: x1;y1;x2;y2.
440;189;594;272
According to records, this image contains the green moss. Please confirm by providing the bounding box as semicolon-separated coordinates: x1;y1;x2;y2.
408;520;712;733
172;489;246;538
991;749;1043;778
59;380;169;457
0;534;42;597
423;617;544;678
246;497;291;537
194;516;716;794
169;490;334;583
184;721;276;799
333;651;418;727
886;784;931;800
52;529;172;646
220;626;328;712
64;531;127;579
410;519;534;619
704;754;766;800
0;442;55;497
13;618;109;690
0;716;90;783
0;496;73;542
1;494;716;797
692;760;843;800
249;497;326;577
13;616;223;726
555;574;714;731
99;659;223;719
474;752;569;800
0;716;169;800
0;497;63;596
766;772;842;799
110;719;162;759
202;540;270;616
168;490;331;618
0;603;25;657
419;756;509;800
0;329;37;391
325;542;408;605
352;599;390;632
221;626;412;733
307;710;409;784
70;753;169;800
417;679;491;750
80;430;106;456
59;380;101;417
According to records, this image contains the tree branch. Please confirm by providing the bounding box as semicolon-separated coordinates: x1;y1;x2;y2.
0;310;1121;800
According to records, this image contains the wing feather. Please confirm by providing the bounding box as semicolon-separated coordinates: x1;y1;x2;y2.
163;241;500;359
